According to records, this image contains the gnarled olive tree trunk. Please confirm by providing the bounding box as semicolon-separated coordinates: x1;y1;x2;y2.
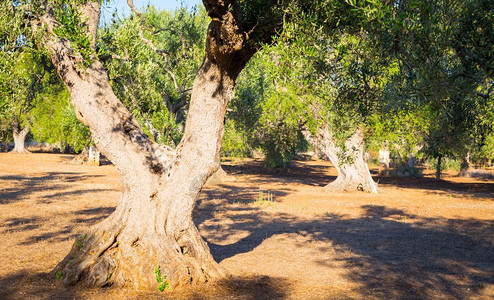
34;0;255;290
10;119;30;153
303;124;378;193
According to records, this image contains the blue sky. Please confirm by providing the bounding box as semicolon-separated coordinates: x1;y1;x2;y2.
100;0;202;23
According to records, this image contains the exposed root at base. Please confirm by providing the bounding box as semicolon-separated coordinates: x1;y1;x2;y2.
52;226;227;291
324;178;377;193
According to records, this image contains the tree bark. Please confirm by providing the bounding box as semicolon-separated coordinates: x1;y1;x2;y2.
71;144;90;164
206;165;234;185
303;124;378;194
436;155;442;179
460;152;471;176
10;120;30;154
34;0;256;290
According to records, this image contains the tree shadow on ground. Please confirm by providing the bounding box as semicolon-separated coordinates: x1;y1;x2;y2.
201;183;293;206
0;270;79;300
377;176;494;200
0;172;107;204
221;159;493;200
1;206;115;245
195;200;494;299
0;271;289;300
164;276;289;300
221;159;330;187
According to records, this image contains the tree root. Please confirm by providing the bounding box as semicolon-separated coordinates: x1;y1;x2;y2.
324;176;377;193
52;222;226;290
9;148;31;154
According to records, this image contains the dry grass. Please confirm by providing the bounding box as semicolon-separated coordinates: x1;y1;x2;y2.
0;153;493;299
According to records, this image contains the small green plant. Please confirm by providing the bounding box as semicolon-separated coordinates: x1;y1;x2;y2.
324;211;334;218
255;188;275;205
76;232;87;249
55;271;63;280
154;265;170;292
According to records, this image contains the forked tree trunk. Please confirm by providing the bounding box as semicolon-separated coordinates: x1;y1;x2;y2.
303;124;378;193
35;0;255;290
53;61;233;289
10;121;30;153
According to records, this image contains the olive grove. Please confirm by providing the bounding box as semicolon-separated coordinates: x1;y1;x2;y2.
1;0;492;292
18;0;329;289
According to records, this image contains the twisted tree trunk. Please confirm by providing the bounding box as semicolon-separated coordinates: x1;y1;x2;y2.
33;0;256;290
303;124;378;193
10;120;30;153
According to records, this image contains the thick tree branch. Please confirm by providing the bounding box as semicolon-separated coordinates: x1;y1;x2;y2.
33;3;177;179
163;90;191;115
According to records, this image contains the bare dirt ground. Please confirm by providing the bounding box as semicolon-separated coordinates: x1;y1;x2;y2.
0;153;493;299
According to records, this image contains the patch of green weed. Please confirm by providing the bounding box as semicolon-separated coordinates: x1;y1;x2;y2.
154;265;170;292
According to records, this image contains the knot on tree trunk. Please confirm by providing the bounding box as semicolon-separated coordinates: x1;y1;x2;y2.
204;1;251;74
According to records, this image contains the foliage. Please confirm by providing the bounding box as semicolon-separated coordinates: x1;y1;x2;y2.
154;265;169;292
31;86;90;152
0;1;90;151
230;3;395;168
55;271;63;280
2;0;492;170
381;0;494;167
255;188;275;206
98;5;208;146
425;157;461;173
221;119;251;158
229;51;310;168
51;0;94;67
0;50;41;140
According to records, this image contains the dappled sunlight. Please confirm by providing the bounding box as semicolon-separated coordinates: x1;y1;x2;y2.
0;154;492;299
196;201;494;299
195;159;494;299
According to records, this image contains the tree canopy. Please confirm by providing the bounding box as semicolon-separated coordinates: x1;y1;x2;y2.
0;0;492;291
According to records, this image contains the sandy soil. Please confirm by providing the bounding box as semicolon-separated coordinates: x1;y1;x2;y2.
0;153;492;299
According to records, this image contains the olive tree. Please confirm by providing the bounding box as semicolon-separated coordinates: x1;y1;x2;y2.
23;0;293;289
0;2;36;153
384;0;493;178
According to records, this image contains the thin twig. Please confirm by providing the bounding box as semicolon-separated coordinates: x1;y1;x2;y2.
127;0;183;94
